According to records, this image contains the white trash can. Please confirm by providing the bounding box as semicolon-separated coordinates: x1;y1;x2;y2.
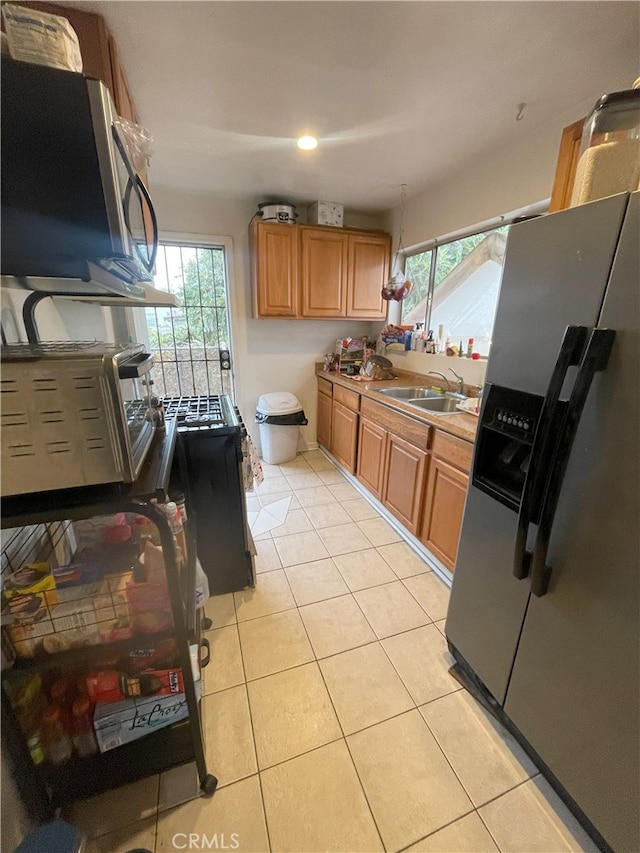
255;392;308;464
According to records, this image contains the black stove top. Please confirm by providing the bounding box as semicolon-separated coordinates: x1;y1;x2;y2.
162;395;239;432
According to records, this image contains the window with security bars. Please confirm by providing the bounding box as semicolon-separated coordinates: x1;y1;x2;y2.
144;243;234;398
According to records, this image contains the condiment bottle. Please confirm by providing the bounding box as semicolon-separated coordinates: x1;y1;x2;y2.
467;338;474;358
172;493;188;522
41;705;73;765
70;696;98;757
165;502;187;568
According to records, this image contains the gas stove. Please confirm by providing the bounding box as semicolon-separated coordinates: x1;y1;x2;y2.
162;395;239;432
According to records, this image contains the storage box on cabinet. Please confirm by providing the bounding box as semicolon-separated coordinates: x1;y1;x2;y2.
18;2;139;122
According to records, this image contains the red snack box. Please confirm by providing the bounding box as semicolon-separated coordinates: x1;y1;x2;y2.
86;668;184;703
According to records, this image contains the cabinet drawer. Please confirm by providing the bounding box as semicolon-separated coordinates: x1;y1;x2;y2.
360;397;431;451
333;384;360;412
317;376;333;397
431;430;473;473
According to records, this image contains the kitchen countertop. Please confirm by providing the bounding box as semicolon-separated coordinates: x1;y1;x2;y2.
316;366;479;443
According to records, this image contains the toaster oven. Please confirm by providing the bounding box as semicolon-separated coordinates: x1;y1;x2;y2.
1;342;156;497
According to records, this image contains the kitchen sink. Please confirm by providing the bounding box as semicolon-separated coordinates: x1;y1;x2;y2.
376;387;466;415
407;396;463;414
376;387;443;399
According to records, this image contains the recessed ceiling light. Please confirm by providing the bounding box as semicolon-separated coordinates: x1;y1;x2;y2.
297;135;318;151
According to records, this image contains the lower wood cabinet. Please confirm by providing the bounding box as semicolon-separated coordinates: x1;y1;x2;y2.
317;377;474;573
317;389;333;451
382;434;428;536
356;417;387;499
331;400;359;472
419;431;472;572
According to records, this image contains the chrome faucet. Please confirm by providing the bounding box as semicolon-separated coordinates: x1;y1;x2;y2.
449;368;465;395
429;371;453;391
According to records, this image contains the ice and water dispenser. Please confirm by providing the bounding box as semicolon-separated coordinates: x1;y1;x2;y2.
472;385;544;512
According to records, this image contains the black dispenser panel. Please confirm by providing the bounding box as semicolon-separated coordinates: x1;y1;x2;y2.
473;384;544;512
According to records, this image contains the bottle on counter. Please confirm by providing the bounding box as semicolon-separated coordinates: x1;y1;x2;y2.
467;338;474;358
41;705;73;765
70;696;98;757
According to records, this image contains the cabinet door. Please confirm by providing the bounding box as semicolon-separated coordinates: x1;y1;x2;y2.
420;457;469;572
317;390;333;450
108;34;138;122
356;417;387;500
331;401;359;473
382;434;428;535
251;222;299;317
300;228;349;317
549;117;585;213
347;233;390;320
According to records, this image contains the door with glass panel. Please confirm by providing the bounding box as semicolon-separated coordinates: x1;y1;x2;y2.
139;241;234;398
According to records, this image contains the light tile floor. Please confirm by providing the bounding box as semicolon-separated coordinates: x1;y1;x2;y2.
71;450;598;853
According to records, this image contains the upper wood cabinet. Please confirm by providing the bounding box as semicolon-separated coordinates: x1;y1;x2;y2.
251;221;390;320
107;33;138;123
549;117;585;213
17;3;139;122
347;233;389;319
251;221;299;317
300;228;349;317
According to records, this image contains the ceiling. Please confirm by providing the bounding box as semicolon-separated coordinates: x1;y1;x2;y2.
68;1;638;213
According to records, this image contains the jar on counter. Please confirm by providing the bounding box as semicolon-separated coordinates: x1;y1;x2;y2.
571;88;640;206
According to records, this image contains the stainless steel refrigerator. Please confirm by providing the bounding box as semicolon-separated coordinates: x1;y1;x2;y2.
445;191;639;852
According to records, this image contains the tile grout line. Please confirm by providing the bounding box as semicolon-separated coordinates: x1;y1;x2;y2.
393;805;479;853
233;589;274;853
247;462;542;849
292;586;388;853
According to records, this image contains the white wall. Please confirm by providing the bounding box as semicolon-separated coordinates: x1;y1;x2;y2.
150;189;384;452
1;280;116;343
381;59;638;389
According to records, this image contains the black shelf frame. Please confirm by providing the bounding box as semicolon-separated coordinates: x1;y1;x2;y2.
1;418;216;817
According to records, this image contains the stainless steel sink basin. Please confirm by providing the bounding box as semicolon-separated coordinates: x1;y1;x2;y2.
377;387;442;400
407;396;463;414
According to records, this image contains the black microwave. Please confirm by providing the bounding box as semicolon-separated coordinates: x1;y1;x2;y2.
1;57;158;287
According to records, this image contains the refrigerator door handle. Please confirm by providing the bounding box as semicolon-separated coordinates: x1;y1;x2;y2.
530;327;616;597
513;325;589;580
